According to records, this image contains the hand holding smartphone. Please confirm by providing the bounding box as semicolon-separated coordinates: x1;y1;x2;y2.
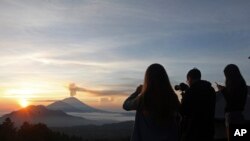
136;85;143;94
215;82;225;91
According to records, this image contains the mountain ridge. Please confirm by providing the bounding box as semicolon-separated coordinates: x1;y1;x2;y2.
0;105;99;127
47;97;110;113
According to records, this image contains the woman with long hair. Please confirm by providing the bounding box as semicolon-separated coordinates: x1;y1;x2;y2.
217;64;248;141
123;63;180;141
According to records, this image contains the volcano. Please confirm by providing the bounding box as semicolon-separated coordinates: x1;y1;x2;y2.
47;97;108;113
0;105;98;127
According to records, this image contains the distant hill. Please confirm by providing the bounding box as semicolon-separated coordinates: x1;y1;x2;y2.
47;100;83;113
0;105;99;127
52;121;134;141
47;97;108;113
52;120;228;141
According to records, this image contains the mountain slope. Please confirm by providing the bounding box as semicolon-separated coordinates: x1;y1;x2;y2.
0;105;98;127
47;100;83;112
47;97;108;113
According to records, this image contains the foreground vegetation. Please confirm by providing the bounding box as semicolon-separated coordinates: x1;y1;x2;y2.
0;118;131;141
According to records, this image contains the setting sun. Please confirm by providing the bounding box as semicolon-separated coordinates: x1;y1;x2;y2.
19;99;29;108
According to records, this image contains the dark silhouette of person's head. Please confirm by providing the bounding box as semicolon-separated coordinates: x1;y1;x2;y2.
187;68;201;86
141;63;179;123
224;64;246;88
142;63;171;92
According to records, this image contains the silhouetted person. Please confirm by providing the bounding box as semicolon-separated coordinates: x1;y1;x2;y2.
216;64;248;141
123;63;180;141
180;68;216;141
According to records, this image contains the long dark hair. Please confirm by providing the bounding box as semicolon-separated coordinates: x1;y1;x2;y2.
140;63;179;123
224;64;247;92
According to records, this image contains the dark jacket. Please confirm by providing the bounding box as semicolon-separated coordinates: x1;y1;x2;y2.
123;91;179;141
180;80;216;141
221;83;248;113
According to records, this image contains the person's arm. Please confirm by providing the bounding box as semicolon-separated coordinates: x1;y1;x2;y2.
180;90;192;116
123;85;142;111
217;83;230;102
221;88;230;102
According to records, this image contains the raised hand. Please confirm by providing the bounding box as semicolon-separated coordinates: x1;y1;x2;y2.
216;82;225;91
136;85;143;94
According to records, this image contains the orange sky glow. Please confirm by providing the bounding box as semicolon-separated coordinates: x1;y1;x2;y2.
0;80;128;112
0;0;249;114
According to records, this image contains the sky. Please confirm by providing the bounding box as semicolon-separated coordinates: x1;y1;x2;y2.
0;0;250;112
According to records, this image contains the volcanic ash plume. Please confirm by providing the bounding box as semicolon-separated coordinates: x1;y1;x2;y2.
68;83;87;97
69;83;77;97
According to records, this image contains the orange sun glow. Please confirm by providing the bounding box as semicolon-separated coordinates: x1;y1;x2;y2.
19;99;29;108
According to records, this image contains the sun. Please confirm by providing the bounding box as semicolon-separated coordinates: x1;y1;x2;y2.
19;99;29;108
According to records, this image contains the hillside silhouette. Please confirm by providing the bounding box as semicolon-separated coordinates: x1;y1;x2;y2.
0;105;98;127
0;118;82;141
47;97;108;113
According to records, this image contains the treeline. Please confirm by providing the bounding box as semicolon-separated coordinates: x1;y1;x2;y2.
52;121;133;141
0;118;130;141
0;118;82;141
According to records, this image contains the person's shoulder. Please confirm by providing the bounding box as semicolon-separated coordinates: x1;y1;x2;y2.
189;80;215;94
195;80;213;89
199;80;211;86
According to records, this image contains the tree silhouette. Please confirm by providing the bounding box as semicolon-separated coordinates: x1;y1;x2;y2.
0;118;132;141
18;122;34;141
0;118;82;141
0;118;17;141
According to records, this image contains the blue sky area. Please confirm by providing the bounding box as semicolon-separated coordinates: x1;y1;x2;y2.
0;0;249;111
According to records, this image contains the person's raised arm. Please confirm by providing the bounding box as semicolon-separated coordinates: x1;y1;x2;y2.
123;85;142;111
180;89;193;116
216;82;230;102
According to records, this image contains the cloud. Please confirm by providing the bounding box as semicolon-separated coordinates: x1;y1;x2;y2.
0;0;249;105
99;97;114;103
30;99;57;103
69;83;129;97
